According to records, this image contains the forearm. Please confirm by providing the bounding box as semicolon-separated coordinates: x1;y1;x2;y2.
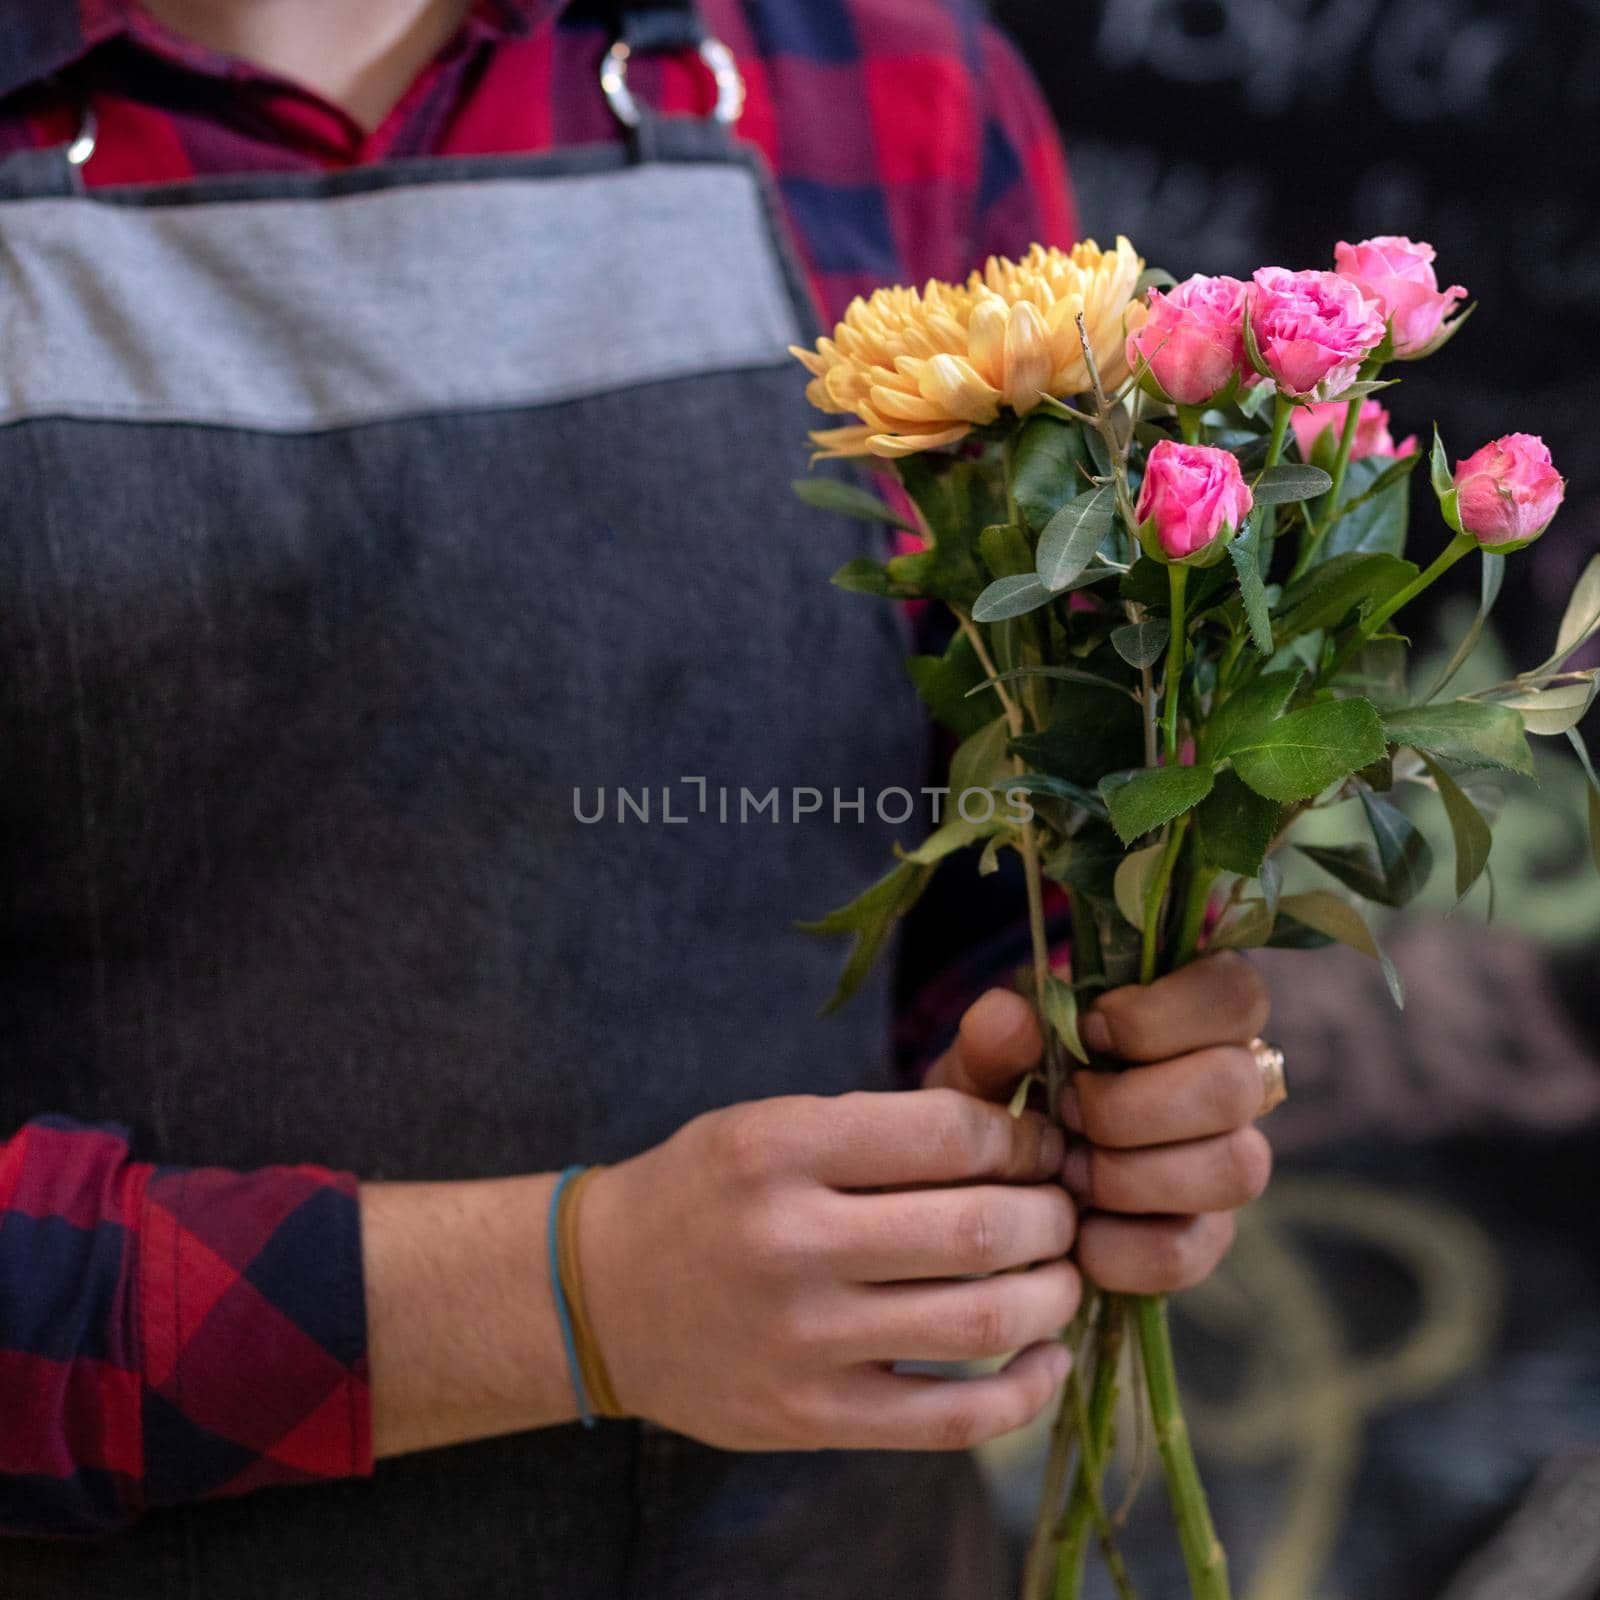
360;1172;580;1460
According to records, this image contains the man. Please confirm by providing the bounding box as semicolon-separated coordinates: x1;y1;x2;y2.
0;2;1274;1594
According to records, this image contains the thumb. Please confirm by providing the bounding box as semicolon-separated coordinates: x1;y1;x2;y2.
923;988;1044;1102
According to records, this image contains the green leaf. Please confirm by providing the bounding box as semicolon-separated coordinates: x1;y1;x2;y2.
1381;701;1535;777
1430;424;1454;500
1229;698;1387;802
1113;841;1167;929
950;716;1011;801
1496;678;1597;736
1007;1069;1047;1118
1566;728;1600;877
1276;552;1419;641
908;631;994;741
829;557;905;597
1335;638;1409;709
1004;772;1111;819
971;572;1055;622
1425;550;1504;699
1319;453;1415;561
1134;266;1179;298
1251;463;1334;505
797;859;933;1013
1319;378;1397;406
1103;764;1215;845
885;540;985;607
1010;414;1092;532
792;475;917;533
1194;768;1282;876
1553;553;1600;664
968;664;1139;702
898;813;994;866
1037;487;1116;591
1228;515;1273;652
1275;889;1405;1007
1209;669;1305;763
1011;684;1145;788
1111;617;1171;670
979;522;1034;580
1420;753;1492;900
1358;788;1434;907
1039;974;1090;1065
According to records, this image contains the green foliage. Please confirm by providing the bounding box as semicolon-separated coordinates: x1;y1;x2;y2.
907;630;994;740
1228;515;1273;651
1228;698;1387;802
1009;414;1093;532
971;572;1054;622
1276;552;1418;640
1317;453;1414;560
796;859;932;1014
1011;683;1144;788
980;521;1034;579
1194;770;1282;876
1103;764;1215;845
791;474;918;533
1111;617;1171;669
1250;463;1334;505
1420;753;1493;899
1381;701;1536;776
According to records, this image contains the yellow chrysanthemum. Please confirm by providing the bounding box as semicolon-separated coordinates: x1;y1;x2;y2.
791;238;1147;459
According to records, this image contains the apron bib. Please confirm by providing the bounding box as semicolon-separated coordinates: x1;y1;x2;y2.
0;10;1007;1597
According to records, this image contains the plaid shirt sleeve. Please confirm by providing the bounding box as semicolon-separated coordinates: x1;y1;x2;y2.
0;1117;371;1537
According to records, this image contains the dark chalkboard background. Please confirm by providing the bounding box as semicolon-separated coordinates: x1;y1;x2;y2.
980;7;1600;1598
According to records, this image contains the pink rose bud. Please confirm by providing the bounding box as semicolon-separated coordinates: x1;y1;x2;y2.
1291;399;1418;464
1248;267;1387;402
1125;274;1250;407
1135;440;1255;564
1335;236;1467;360
1453;434;1566;551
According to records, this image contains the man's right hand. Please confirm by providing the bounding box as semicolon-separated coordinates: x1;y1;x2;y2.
581;1091;1080;1453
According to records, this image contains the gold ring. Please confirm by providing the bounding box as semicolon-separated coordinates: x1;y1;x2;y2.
1250;1037;1287;1117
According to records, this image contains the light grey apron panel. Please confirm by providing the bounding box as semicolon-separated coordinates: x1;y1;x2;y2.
0;132;1006;1600
0;162;801;430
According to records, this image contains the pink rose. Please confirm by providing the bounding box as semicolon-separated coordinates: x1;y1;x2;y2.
1453;434;1565;551
1126;274;1250;407
1335;236;1467;359
1248;267;1387;401
1290;399;1419;464
1135;440;1255;563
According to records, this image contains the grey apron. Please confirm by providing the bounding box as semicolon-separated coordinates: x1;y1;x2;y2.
0;8;1008;1597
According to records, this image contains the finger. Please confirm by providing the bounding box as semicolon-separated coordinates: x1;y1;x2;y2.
841;1259;1082;1363
828;1183;1077;1282
808;1089;1065;1190
823;1341;1071;1451
1060;1046;1263;1149
1075;1211;1236;1295
1062;1126;1271;1215
1080;951;1269;1064
923;989;1044;1101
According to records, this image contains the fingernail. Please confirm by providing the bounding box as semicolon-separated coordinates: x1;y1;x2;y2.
1039;1124;1066;1173
1080;1011;1112;1056
1058;1079;1084;1133
1061;1142;1091;1202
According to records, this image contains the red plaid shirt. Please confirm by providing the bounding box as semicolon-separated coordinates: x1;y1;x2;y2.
0;0;1076;1537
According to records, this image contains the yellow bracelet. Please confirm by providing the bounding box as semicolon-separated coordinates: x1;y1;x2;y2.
555;1164;625;1420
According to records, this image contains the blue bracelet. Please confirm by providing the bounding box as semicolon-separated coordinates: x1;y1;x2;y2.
549;1164;597;1429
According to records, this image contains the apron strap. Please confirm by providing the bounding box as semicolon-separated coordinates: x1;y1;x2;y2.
595;0;746;137
0;105;96;199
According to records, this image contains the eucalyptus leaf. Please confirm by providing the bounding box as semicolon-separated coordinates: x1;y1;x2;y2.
1229;698;1387;802
1251;463;1334;505
1103;764;1215;845
971;572;1055;622
1003;772;1111;818
950;716;1012;801
1037;487;1117;591
1382;701;1536;777
1496;678;1598;736
1419;753;1492;900
1114;842;1167;929
1319;379;1397;406
1211;896;1274;950
1358;788;1434;907
1275;889;1405;1007
1567;728;1600;876
1011;414;1093;532
797;859;933;1014
979;522;1034;580
1553;553;1600;664
792;475;917;533
829;557;906;597
1112;617;1172;670
967;664;1139;702
1039;973;1091;1065
898;813;995;866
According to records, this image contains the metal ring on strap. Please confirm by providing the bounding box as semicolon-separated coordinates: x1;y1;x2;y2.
599;36;745;128
66;108;98;168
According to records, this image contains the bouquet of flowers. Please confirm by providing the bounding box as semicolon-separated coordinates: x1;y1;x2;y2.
790;235;1598;1600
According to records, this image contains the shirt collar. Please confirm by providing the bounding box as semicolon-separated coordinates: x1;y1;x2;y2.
0;0;569;106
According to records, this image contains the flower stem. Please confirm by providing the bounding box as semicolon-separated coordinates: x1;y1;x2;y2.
1135;1296;1231;1600
1163;564;1189;764
1139;816;1189;987
1324;531;1475;681
1289;393;1362;582
1265;395;1293;470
